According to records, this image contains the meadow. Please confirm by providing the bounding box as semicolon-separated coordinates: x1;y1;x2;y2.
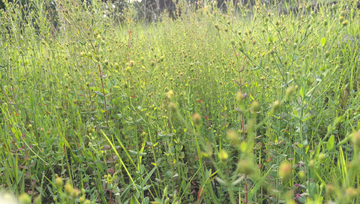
0;0;360;203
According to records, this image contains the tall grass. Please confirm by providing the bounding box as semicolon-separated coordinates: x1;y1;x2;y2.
0;0;360;203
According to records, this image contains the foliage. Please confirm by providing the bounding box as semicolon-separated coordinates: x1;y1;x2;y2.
0;0;360;203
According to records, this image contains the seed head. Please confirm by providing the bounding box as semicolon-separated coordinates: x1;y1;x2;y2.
79;196;85;203
339;16;344;22
226;130;240;145
34;195;41;204
272;100;281;112
64;182;73;195
237;159;255;175
250;101;260;112
167;90;174;99
308;159;315;168
345;188;358;199
55;177;63;188
236;91;245;101
168;102;177;112
285;86;295;100
318;153;325;161
351;131;360;149
192;113;201;126
18;193;31;204
218;149;229;162
278;161;292;179
129;60;134;67
327;184;335;195
71;188;80;199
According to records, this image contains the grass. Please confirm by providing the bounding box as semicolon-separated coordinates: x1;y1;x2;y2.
0;0;360;203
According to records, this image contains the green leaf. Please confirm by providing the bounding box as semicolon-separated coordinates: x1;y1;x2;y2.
320;37;326;47
143;197;150;204
300;87;305;98
327;135;335;150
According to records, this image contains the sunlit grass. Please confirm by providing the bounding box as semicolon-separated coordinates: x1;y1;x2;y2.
0;0;359;203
